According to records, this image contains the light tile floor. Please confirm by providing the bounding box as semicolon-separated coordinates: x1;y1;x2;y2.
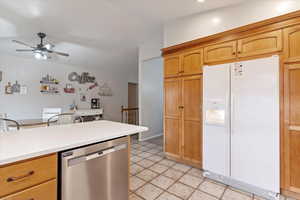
129;137;294;200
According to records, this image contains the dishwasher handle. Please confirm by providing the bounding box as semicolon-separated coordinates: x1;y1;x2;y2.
67;143;127;167
86;148;115;160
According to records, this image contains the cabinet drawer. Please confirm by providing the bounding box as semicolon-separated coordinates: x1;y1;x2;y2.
0;154;57;197
1;179;56;200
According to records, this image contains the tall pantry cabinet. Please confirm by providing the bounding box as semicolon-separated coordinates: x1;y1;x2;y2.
163;48;203;168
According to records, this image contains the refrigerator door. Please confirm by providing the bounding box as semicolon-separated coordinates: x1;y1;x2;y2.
231;56;280;193
203;64;231;177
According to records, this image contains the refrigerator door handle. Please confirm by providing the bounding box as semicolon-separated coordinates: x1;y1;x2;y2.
231;94;234;134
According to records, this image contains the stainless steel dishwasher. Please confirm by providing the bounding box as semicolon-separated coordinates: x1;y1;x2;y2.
61;137;129;200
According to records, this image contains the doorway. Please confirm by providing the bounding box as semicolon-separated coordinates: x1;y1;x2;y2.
127;82;139;125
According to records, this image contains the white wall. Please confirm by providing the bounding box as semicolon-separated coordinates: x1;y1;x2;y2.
0;53;137;121
164;0;300;47
139;57;163;141
138;32;164;141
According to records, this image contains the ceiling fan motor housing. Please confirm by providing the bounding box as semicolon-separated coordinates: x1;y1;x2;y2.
37;32;46;39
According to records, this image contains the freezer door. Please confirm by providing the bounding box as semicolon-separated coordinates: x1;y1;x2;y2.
203;64;231;177
230;56;280;193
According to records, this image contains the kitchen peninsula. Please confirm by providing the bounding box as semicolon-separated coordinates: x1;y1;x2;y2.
0;120;148;200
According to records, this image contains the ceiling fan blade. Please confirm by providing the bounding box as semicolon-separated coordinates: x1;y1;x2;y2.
12;40;34;48
16;49;34;52
48;50;69;57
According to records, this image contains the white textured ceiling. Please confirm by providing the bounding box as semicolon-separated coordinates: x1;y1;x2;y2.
0;0;247;68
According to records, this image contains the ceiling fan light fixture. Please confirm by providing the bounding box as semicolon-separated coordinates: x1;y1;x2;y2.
34;52;48;60
44;43;53;50
13;32;69;59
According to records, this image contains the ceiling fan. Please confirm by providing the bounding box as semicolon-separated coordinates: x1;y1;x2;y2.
12;32;69;60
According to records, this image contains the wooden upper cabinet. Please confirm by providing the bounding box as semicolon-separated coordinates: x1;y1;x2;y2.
181;49;203;75
203;41;237;64
237;30;282;58
284;63;300;194
164;55;180;78
284;25;300;63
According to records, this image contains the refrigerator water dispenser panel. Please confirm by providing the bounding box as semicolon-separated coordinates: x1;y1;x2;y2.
205;100;226;126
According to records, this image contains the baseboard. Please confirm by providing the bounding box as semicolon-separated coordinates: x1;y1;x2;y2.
139;133;163;141
281;189;300;199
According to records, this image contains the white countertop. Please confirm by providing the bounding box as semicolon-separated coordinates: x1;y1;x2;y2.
0;120;148;165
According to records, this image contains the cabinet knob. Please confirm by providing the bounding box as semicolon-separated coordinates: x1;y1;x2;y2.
178;106;184;109
232;52;236;55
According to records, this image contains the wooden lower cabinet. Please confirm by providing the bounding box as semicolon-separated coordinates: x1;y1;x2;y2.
284;63;300;196
164;118;181;158
1;179;57;200
164;75;202;168
0;154;57;200
182;121;202;166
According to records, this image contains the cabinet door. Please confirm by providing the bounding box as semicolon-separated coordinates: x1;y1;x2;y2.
164;55;180;78
181;49;203;76
164;78;181;158
237;30;282;58
181;75;202;166
284;25;300;63
203;41;237;64
2;180;56;200
284;64;300;194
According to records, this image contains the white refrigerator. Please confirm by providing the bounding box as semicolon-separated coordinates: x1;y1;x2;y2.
203;56;280;200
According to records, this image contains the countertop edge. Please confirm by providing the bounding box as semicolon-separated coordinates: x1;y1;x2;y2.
0;125;148;166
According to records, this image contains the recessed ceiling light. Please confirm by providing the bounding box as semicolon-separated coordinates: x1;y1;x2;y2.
197;0;205;3
212;17;221;24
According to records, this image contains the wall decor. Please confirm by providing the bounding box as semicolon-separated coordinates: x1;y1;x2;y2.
40;74;60;94
64;83;75;94
79;88;87;102
68;72;95;84
4;81;24;95
5;82;13;94
12;81;21;93
40;74;59;84
98;83;113;96
20;85;27;95
87;82;98;91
